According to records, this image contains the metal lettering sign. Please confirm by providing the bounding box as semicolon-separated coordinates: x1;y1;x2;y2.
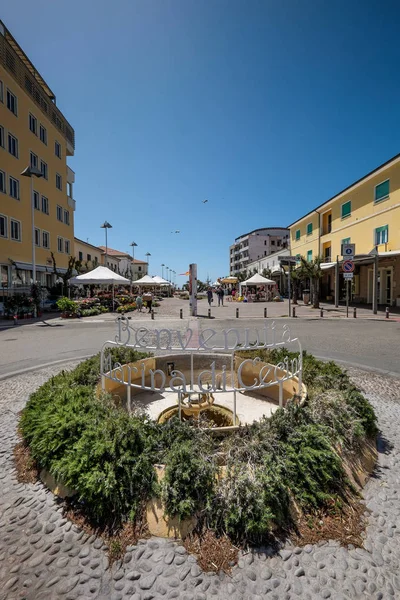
100;318;303;403
189;263;197;317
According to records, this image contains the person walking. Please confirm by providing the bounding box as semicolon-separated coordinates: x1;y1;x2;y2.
207;287;213;306
136;294;143;312
143;291;153;313
217;286;224;307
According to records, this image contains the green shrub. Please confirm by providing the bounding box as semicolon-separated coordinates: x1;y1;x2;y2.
161;439;216;520
56;297;78;314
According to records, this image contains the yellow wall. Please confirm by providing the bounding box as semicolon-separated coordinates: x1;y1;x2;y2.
0;65;74;275
74;239;101;271
290;158;400;260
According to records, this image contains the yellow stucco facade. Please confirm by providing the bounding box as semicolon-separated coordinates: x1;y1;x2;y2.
289;154;400;306
0;21;75;290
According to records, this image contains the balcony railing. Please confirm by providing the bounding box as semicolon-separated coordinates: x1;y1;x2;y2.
0;23;75;153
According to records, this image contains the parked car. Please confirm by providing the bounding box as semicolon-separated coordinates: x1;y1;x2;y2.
42;299;59;312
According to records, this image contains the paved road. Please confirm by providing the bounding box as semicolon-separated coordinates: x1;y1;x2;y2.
0;316;399;377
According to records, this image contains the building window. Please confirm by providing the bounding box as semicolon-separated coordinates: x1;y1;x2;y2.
78;251;83;261
0;170;5;193
341;200;351;219
9;177;19;199
295;229;300;241
39;124;47;144
341;237;350;246
375;179;389;203
29;113;37;135
306;222;313;235
30;151;38;169
307;250;312;262
6;89;17;115
67;181;73;198
375;225;388;245
0;81;3;103
87;254;91;261
64;240;70;254
57;205;63;221
42;231;50;248
40;160;48;179
41;196;49;214
10;219;21;241
56;173;62;190
34;228;40;246
138;266;142;272
8;133;18;157
57;237;63;252
0;125;4;148
0;215;7;238
271;240;275;245
55;141;61;158
64;210;70;225
33;190;40;210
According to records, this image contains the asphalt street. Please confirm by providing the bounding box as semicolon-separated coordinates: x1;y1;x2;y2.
0;316;399;377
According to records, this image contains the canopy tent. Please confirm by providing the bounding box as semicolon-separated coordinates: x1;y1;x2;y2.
213;280;222;286
241;273;276;286
220;276;238;284
152;275;172;286
133;275;157;285
69;266;130;285
69;266;130;311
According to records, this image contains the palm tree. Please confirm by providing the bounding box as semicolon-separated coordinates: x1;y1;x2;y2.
262;267;272;279
299;256;323;308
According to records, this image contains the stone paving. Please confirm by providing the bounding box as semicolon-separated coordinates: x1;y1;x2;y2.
1;364;400;599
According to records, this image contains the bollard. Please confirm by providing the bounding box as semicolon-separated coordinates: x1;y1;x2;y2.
13;314;18;326
236;307;239;318
264;307;267;318
208;308;211;319
180;308;183;319
151;309;154;320
353;307;357;318
386;307;389;319
292;306;296;318
320;308;323;318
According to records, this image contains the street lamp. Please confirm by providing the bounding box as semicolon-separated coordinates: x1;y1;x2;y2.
21;165;43;317
161;264;165;279
130;242;138;282
173;270;176;285
145;252;151;275
100;221;112;266
166;266;169;281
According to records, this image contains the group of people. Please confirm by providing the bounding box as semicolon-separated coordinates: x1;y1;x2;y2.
207;286;235;307
135;292;152;313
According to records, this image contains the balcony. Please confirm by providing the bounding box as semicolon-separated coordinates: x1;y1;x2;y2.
0;21;75;154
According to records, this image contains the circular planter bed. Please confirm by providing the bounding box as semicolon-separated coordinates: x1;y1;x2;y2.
19;348;377;550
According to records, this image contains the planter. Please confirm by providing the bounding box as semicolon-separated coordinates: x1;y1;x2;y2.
303;293;310;305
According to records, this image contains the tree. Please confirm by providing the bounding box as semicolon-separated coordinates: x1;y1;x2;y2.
299;256;323;308
262;267;272;279
50;253;81;296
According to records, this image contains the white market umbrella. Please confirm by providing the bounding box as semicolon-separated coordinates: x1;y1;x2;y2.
134;275;157;285
152;275;171;286
69;266;130;311
241;273;276;286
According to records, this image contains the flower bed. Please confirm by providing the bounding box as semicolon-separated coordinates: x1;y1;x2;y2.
19;349;377;546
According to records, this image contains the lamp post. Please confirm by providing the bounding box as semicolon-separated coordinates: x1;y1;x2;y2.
21;166;43;318
161;264;165;279
129;242;137;293
100;221;112;266
145;252;151;275
166;267;169;282
173;270;176;286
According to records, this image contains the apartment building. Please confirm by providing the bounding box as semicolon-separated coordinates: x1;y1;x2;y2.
289;153;400;307
0;20;75;293
229;227;289;276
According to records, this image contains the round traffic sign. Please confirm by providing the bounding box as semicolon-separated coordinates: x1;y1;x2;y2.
342;260;355;273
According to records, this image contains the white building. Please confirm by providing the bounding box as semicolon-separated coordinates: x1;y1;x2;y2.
98;247;148;279
229;227;289;276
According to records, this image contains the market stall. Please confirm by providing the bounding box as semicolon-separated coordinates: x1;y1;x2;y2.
69;266;130;311
240;273;277;302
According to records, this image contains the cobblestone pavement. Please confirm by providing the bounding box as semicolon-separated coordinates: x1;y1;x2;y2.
1;364;400;599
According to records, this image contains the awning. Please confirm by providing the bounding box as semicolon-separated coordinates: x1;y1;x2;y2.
14;262;67;274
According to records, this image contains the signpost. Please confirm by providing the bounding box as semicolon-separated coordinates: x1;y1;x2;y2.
189;263;197;317
279;256;298;317
341;243;355;259
341;245;356;318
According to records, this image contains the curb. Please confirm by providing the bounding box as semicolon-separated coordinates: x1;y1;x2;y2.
0;355;93;382
313;355;400;380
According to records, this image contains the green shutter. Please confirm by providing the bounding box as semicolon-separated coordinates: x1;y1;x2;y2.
306;223;313;235
295;229;300;241
375;180;389;202
341;201;351;218
307;250;312;262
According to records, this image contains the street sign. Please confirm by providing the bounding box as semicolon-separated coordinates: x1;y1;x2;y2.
342;243;355;257
342;260;355;273
343;272;353;280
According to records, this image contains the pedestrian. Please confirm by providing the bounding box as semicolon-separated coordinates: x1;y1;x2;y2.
207;287;213;306
143;291;153;313
136;294;143;312
217;287;224;307
231;288;236;300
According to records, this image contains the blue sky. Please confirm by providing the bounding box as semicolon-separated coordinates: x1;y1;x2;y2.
3;1;400;281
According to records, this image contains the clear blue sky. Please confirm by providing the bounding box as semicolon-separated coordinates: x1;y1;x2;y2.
3;1;400;282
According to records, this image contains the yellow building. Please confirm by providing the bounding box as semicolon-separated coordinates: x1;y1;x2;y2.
289;153;400;308
74;238;102;273
0;20;75;294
